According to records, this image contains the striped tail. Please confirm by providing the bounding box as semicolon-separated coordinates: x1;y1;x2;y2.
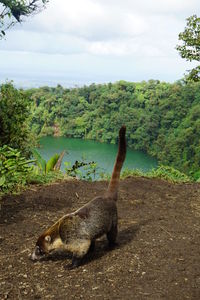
106;125;126;200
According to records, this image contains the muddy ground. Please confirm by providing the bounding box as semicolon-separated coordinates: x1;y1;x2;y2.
0;177;200;299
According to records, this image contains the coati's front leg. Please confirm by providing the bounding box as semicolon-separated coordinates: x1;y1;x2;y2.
88;240;95;253
107;224;118;248
65;239;92;269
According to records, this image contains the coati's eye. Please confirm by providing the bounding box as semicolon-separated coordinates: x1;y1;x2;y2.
45;235;51;243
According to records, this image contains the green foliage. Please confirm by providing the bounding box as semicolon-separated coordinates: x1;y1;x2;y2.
121;166;191;183
32;149;60;174
46;153;60;173
28;170;64;185
176;15;200;82
0;145;34;194
65;159;100;181
121;168;144;179
31;149;46;173
0;0;48;39
0;82;36;156
193;170;200;181
146;166;191;183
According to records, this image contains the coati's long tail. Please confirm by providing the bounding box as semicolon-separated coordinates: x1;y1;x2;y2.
106;125;126;200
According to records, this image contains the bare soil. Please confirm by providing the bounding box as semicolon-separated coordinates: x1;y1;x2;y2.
0;177;200;300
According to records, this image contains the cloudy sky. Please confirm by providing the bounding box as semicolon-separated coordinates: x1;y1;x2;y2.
0;0;200;87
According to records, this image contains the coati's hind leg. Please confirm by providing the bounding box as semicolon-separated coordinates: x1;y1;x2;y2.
107;224;118;248
65;239;92;270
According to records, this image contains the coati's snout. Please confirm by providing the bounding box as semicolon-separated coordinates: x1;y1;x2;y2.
30;234;52;261
30;245;46;261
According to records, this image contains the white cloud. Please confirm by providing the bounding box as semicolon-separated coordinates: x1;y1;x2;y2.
99;0;200;15
25;0;148;40
0;0;200;86
0;30;88;54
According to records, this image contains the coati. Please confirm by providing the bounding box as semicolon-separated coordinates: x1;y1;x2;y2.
31;125;126;269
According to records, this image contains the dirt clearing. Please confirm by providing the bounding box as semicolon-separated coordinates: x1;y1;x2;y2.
0;177;200;299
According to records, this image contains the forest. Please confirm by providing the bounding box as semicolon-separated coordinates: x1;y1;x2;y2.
27;79;200;177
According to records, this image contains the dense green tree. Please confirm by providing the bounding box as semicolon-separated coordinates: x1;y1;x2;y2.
0;82;35;155
176;15;200;81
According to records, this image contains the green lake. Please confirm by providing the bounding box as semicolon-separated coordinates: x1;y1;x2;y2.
38;137;157;177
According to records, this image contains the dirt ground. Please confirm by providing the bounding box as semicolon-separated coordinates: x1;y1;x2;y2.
0;177;200;300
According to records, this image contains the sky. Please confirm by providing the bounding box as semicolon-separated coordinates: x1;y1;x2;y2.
0;0;200;87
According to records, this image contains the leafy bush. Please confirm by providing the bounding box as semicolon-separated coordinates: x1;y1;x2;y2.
147;166;191;183
0;145;34;194
121;165;191;183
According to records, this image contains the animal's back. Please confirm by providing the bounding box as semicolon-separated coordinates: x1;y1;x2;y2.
75;196;117;240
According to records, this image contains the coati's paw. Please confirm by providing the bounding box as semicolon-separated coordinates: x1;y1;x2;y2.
64;263;77;270
64;257;82;270
108;241;118;250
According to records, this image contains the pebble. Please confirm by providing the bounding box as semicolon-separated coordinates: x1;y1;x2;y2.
129;269;134;273
142;272;146;276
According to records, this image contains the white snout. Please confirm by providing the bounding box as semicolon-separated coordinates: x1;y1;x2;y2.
30;246;42;261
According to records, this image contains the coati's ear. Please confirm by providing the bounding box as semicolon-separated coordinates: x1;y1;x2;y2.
45;235;51;243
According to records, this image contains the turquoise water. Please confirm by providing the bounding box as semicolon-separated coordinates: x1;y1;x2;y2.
38;137;157;177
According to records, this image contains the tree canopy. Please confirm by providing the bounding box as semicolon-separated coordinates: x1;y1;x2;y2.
0;0;48;39
26;80;200;176
176;15;200;82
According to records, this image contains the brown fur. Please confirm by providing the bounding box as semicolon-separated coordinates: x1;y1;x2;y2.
31;126;126;268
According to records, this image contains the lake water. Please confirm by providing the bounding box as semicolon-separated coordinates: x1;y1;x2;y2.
38;137;157;178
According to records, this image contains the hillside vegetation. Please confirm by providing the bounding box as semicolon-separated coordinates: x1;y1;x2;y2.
28;80;200;176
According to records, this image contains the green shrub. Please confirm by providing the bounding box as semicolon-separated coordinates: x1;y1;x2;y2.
147;166;191;183
121;165;191;183
0;145;34;194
